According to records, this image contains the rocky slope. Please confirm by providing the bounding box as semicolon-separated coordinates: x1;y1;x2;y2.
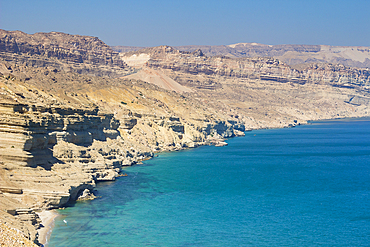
0;29;132;77
138;46;370;87
0;222;38;247
176;43;370;68
0;59;244;245
1;30;370;245
121;46;370;129
113;43;370;68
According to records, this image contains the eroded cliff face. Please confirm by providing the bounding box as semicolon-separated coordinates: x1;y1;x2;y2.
0;60;245;244
0;29;132;77
1;31;370;245
170;43;370;68
122;46;370;129
113;43;370;68
124;46;370;88
0;99;140;243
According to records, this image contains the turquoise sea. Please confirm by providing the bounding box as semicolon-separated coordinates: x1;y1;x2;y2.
49;118;370;247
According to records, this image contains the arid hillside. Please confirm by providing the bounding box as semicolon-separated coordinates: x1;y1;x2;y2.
121;45;370;129
0;31;245;245
1;30;370;245
113;43;370;68
1;29;132;77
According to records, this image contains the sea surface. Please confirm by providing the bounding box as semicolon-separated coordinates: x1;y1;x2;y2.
49;118;370;247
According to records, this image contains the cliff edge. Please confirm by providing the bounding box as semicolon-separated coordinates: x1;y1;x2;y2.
1;30;370;245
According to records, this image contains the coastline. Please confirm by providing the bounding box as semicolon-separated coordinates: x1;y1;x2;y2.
36;210;59;247
2;26;370;246
44;118;370;246
43;116;370;245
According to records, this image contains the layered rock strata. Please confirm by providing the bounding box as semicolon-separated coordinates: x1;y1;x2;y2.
113;44;370;68
0;29;132;77
121;46;370;130
172;43;370;68
0;101;149;243
1;30;370;246
0;61;245;244
124;46;370;89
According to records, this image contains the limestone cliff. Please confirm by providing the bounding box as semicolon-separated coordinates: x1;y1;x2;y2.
1;30;370;246
0;29;132;77
113;44;370;68
121;46;370;129
123;46;370;89
171;43;370;68
0;59;244;244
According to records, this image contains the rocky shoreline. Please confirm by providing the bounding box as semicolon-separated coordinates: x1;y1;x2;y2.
30;123;272;246
34;115;370;246
1;29;370;246
1;95;369;246
0;96;248;245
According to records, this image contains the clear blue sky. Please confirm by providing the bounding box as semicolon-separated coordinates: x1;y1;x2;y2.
0;0;369;47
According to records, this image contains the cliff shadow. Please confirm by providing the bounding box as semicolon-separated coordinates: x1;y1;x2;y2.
29;148;65;171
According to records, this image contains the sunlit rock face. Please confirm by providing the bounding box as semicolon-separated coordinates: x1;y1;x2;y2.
171;43;370;68
0;29;133;77
1;30;370;244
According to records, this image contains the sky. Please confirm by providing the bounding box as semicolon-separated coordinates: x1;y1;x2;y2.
0;0;369;47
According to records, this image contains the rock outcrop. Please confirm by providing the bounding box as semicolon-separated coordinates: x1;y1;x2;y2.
0;100;152;243
0;57;245;244
170;43;370;68
0;29;132;77
120;45;370;130
1;30;370;246
124;46;370;90
113;44;370;68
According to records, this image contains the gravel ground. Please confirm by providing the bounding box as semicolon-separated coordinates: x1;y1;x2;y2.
0;222;38;247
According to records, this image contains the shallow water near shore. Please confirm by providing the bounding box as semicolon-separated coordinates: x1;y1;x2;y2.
49;118;370;246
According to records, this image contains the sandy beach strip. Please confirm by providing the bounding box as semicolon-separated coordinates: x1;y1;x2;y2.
37;210;59;246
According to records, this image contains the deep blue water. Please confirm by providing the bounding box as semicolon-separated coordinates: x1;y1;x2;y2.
49;118;370;246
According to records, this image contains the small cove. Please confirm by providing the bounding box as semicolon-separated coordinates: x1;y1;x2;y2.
49;118;370;246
